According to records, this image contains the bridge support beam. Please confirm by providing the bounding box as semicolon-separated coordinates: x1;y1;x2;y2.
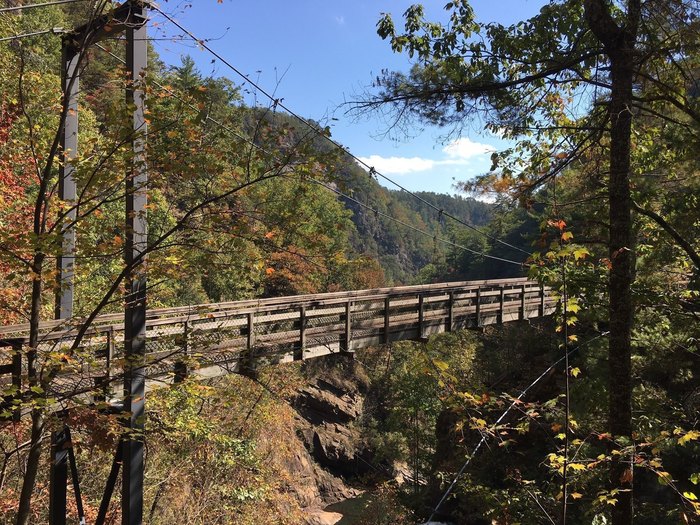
49;426;85;525
50;4;150;524
122;4;149;524
49;429;68;525
55;42;79;320
50;21;80;525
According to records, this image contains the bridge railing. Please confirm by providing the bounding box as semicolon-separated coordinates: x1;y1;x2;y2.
0;278;554;407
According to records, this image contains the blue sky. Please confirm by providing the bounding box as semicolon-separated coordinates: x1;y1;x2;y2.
151;1;546;195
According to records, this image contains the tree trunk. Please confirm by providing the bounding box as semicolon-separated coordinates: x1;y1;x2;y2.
583;1;639;524
607;49;635;525
15;411;44;525
16;253;45;525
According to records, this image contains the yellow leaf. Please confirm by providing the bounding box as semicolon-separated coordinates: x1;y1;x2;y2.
679;430;700;446
561;231;574;241
571;492;583;500
573;247;590;260
433;359;449;371
657;471;673;485
570;367;581;378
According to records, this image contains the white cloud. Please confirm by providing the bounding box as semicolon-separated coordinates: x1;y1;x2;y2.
335;15;345;25
442;137;495;160
358;137;496;177
357;155;434;174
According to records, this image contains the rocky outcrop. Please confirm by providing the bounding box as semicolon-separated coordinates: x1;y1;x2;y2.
278;355;371;524
296;369;373;478
304;510;344;525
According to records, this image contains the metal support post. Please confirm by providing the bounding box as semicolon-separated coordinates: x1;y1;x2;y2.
520;284;526;320
122;4;148;524
96;441;123;525
55;41;79;320
65;427;86;525
50;35;80;525
49;428;69;525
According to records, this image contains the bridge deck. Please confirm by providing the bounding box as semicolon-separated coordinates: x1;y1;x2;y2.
0;278;554;405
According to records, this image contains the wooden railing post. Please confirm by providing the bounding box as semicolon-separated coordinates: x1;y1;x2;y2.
384;297;391;344
498;286;505;324
447;291;454;332
12;344;21;421
242;312;256;376
1;339;23;422
520;284;527;320
475;288;481;328
174;320;189;383
539;285;546;317
247;312;255;350
95;327;115;401
344;301;352;352
418;294;425;339
296;306;305;361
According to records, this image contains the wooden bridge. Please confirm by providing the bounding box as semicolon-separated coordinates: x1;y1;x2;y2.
0;277;554;403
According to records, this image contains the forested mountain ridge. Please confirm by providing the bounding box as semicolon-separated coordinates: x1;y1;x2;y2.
249;110;497;284
336;159;494;283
